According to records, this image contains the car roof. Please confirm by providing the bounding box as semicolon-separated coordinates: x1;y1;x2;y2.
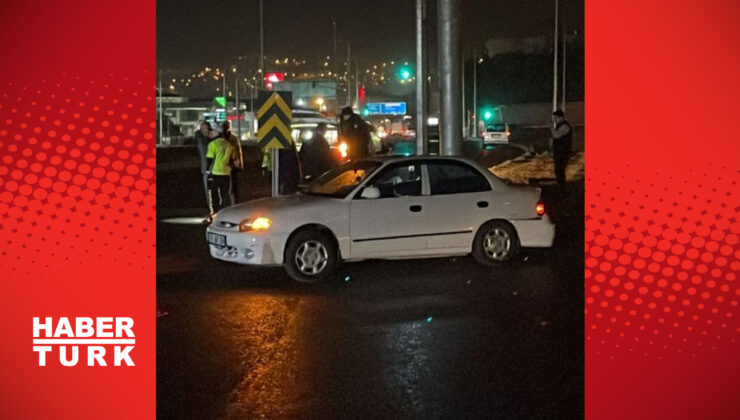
359;155;480;165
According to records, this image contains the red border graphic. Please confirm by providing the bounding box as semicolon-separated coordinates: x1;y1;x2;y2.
0;1;155;418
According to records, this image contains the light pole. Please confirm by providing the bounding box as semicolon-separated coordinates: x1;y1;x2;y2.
561;28;567;111
332;20;338;111
437;0;462;156
415;0;427;155
235;76;240;140
552;0;559;112
472;49;477;137
158;71;164;144
259;0;265;88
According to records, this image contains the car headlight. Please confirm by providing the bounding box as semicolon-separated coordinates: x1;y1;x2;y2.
239;216;272;232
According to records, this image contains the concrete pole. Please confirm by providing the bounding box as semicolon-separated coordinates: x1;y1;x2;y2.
552;0;559;112
415;0;427;156
271;148;279;197
437;0;462;156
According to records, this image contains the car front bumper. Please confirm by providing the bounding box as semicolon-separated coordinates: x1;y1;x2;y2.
206;226;288;266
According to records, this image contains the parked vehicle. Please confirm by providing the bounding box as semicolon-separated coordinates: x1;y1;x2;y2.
206;156;554;282
483;122;511;143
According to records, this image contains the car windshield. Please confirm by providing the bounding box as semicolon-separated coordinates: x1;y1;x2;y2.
304;160;382;198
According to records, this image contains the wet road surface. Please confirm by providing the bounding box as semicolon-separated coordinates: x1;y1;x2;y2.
157;185;584;419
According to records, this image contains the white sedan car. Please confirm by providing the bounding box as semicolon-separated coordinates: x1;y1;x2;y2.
206;156;555;283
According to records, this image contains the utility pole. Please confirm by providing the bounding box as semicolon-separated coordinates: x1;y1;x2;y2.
235;77;241;139
437;0;462;156
552;0;559;112
158;71;164;144
472;49;477;137
416;0;427;155
561;28;567;111
347;40;352;107
259;0;265;88
332;20;338;111
354;58;359;110
461;51;466;138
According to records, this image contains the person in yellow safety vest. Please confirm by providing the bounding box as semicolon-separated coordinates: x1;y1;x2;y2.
221;121;244;201
205;133;237;222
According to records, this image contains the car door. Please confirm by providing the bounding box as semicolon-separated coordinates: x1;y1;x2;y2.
422;160;495;252
349;161;429;258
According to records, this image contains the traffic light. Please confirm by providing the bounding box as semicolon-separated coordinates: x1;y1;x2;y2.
481;107;495;122
398;66;412;81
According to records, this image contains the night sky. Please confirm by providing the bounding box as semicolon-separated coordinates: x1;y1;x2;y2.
157;0;583;69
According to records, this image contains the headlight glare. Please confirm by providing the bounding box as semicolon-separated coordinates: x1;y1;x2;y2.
239;216;272;232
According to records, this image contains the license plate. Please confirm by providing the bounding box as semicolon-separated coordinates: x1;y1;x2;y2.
207;232;227;246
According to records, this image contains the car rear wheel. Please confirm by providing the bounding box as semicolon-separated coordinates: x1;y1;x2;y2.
284;229;338;283
472;220;520;265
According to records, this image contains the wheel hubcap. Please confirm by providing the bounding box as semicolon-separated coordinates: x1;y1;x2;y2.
483;228;511;261
295;240;329;275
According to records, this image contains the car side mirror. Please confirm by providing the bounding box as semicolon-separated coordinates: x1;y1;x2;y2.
360;186;380;199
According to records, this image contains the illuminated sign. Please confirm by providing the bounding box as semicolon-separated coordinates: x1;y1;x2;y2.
364;102;407;115
264;72;284;83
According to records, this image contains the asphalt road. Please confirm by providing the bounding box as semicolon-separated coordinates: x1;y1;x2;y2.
156;180;584;419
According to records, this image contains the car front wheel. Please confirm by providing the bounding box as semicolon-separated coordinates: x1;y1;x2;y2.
284;229;338;283
472;220;520;265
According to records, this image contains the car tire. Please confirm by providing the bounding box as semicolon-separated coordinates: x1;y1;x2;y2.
284;228;339;283
472;220;520;266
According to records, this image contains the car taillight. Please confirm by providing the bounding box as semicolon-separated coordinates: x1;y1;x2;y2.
535;199;545;216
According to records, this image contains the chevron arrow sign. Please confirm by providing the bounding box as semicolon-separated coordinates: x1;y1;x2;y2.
257;92;293;150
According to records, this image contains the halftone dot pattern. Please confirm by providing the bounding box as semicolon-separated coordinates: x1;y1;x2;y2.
0;74;156;281
585;164;739;358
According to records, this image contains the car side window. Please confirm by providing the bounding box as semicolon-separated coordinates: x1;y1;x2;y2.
427;161;491;195
365;163;422;198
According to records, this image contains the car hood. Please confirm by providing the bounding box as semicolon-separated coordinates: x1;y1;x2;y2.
215;193;333;223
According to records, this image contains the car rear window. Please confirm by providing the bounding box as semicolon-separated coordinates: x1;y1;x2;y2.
486;123;506;132
427;161;491;195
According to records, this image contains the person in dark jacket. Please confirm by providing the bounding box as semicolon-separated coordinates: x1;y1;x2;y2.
339;106;372;159
550;109;573;194
194;121;214;208
278;141;302;195
299;123;334;182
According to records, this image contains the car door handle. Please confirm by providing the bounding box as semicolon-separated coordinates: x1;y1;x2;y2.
409;205;422;213
477;201;489;208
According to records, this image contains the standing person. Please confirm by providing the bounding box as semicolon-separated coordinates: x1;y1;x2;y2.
221;121;244;201
299;123;334;182
205;132;237;220
194;121;214;211
278;142;302;194
339;106;372;159
550;109;573;194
